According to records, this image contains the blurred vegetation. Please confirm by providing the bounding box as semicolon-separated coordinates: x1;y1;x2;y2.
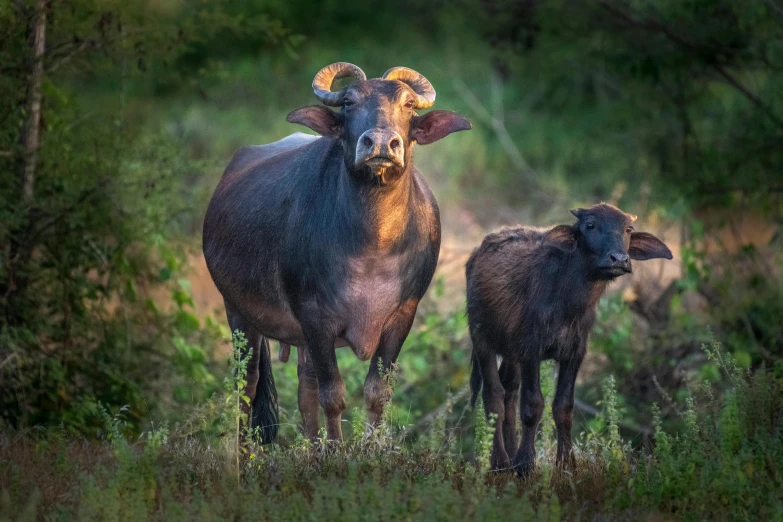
1;1;782;516
0;0;302;433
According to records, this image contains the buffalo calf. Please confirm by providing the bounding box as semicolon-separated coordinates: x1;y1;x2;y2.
466;203;672;474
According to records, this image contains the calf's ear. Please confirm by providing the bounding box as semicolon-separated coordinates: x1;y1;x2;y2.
411;110;472;145
544;225;577;253
629;232;673;260
287;106;342;137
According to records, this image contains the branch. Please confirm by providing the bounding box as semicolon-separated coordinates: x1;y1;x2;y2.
763;0;783;20
453;76;536;178
453;76;554;201
47;40;91;74
411;386;655;439
573;398;654;438
597;0;783;132
710;64;783;131
0;352;18;372
415;386;470;429
31;185;100;241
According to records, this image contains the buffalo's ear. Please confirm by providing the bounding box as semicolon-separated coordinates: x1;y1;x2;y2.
544;225;577;253
287;106;342;137
629;232;673;260
411;110;472;145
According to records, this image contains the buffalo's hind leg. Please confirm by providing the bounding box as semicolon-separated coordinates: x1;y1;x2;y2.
225;303;279;444
364;299;418;428
499;359;521;459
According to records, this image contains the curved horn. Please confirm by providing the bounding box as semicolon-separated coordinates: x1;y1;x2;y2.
382;67;436;109
312;62;366;106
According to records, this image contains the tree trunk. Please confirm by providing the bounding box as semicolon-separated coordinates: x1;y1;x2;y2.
3;1;48;325
23;0;47;202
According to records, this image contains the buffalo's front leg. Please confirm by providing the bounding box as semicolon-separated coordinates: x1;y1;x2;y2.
364;299;418;427
515;359;544;476
553;351;584;468
299;315;345;441
297;347;320;440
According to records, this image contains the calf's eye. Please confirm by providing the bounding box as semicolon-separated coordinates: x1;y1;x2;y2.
404;100;414;109
626;226;634;233
585;222;595;230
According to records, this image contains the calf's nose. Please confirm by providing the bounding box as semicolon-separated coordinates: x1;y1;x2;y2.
610;252;630;265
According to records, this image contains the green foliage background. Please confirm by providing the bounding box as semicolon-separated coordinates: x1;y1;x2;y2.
1;3;782;514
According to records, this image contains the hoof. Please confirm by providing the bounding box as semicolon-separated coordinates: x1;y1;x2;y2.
515;459;535;478
490;451;511;472
555;454;576;471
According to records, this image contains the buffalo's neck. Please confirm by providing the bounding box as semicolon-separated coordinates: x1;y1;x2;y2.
367;172;415;250
341;162;419;251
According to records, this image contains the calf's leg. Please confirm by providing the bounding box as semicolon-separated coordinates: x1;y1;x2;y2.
474;345;509;470
364;299;418;427
553;353;584;468
515;360;544;476
499;359;521;459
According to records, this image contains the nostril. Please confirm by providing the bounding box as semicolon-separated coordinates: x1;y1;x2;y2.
362;136;373;148
389;138;400;150
610;252;629;263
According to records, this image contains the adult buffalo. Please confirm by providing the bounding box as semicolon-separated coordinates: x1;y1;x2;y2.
203;62;471;442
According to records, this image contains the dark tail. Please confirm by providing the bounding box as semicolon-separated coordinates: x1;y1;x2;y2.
469;351;482;409
252;336;279;443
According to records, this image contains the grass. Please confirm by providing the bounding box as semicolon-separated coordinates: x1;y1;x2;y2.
1;340;781;522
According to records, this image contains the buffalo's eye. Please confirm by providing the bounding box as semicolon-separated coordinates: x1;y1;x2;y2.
404;100;414;109
344;99;354;108
585;222;595;230
626;226;634;234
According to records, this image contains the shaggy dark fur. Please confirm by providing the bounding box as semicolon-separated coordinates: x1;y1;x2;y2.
467;203;672;474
